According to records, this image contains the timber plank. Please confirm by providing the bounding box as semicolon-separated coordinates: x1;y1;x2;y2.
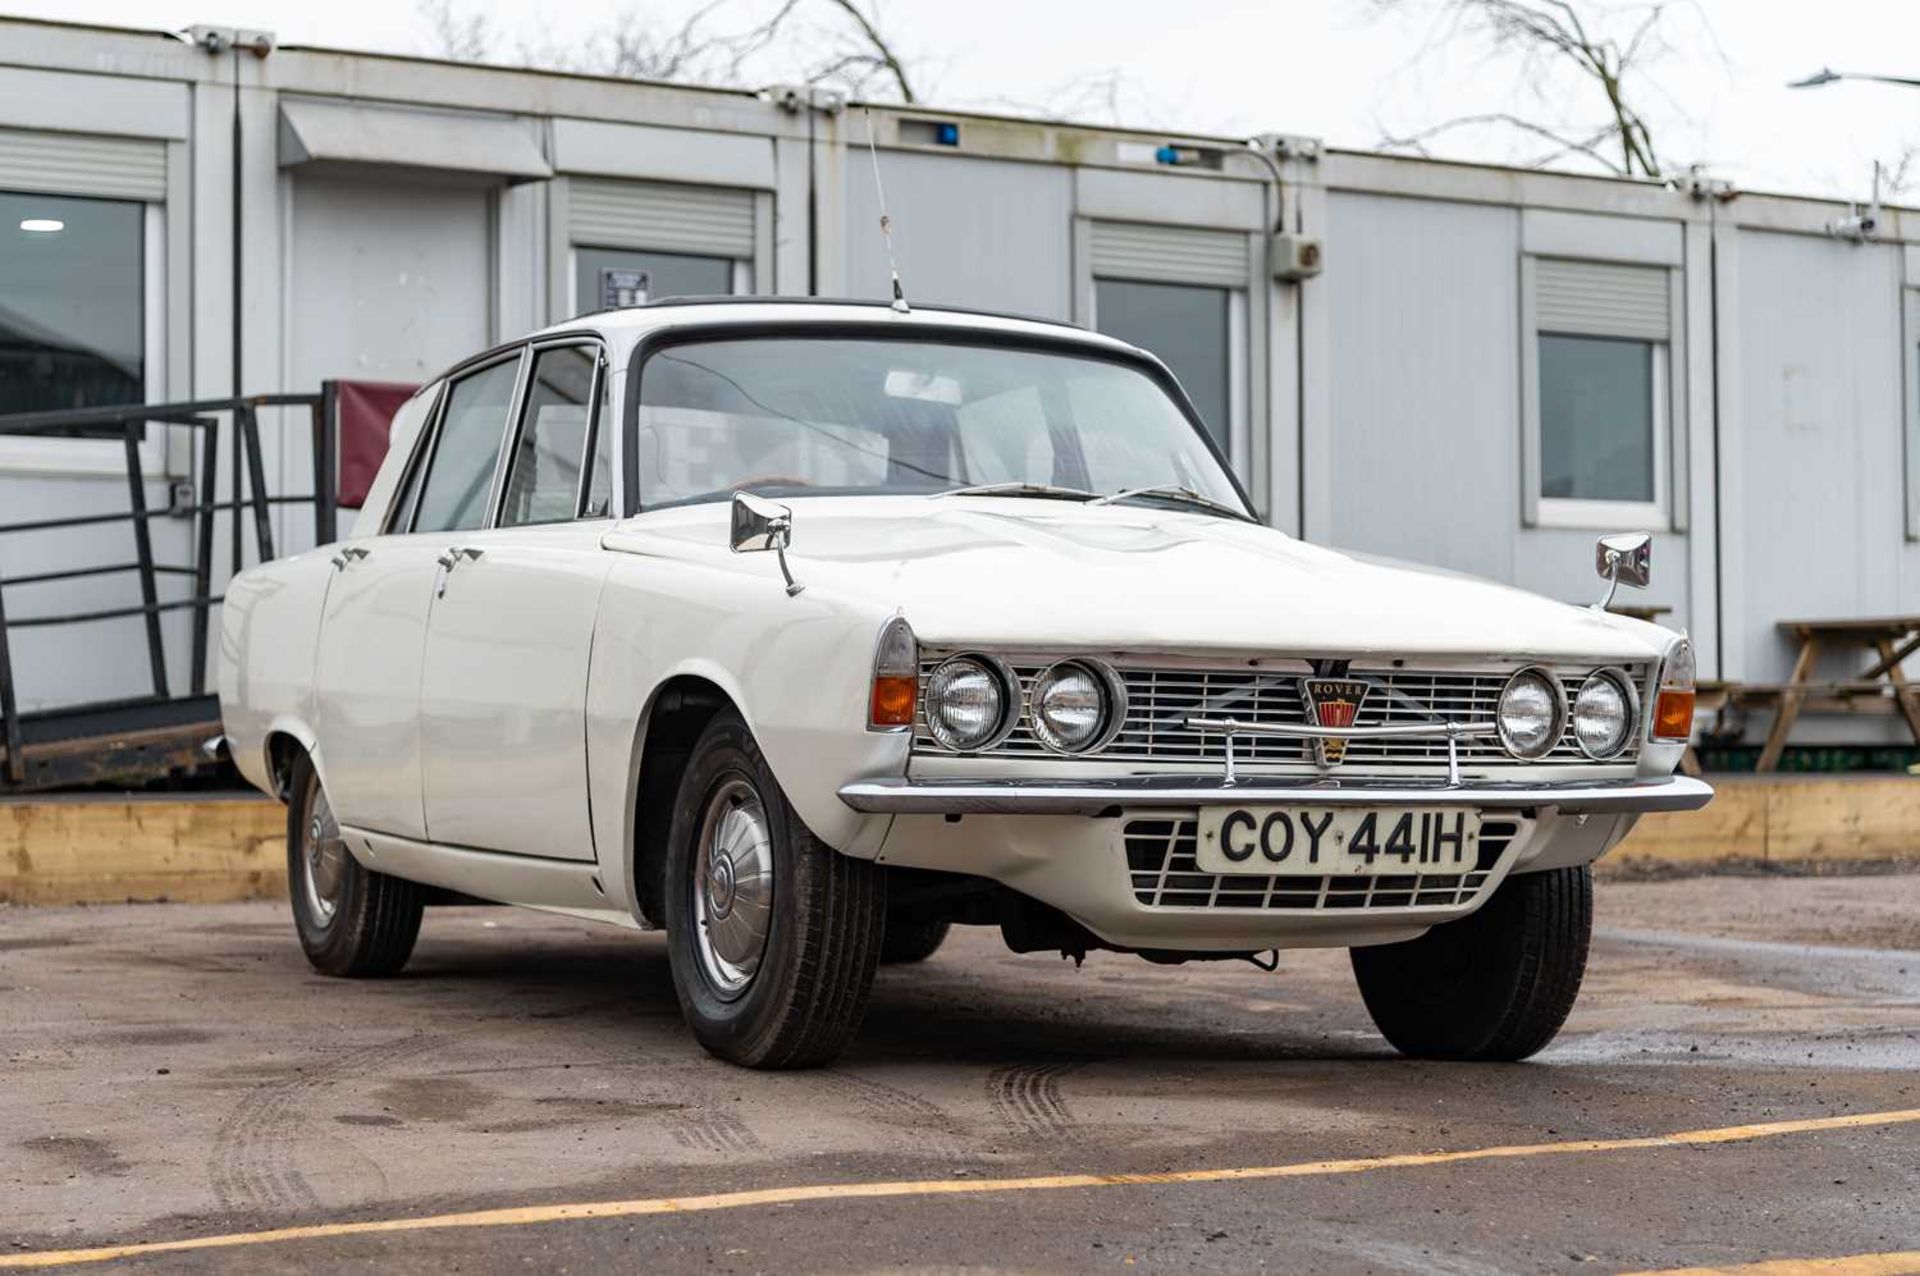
0;796;285;905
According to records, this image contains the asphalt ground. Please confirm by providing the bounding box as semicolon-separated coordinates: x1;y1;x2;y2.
2;872;1917;1274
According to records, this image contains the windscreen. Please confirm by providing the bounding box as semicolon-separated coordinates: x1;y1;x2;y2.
630;335;1244;511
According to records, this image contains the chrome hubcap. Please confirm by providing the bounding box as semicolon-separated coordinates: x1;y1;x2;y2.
301;778;347;926
692;777;774;999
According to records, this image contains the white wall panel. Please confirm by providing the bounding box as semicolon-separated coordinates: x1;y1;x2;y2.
1736;230;1907;683
1324;192;1522;579
843;150;1071;319
1074;167;1264;231
551;118;774;190
288;173;491;387
1327;192;1691;618
0;66;188;141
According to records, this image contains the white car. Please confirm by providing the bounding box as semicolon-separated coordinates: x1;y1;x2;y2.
220;299;1711;1069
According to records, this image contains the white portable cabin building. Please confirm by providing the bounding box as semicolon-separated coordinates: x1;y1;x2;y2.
1;16;1916;751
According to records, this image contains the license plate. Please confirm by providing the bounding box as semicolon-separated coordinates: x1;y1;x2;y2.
1193;806;1481;876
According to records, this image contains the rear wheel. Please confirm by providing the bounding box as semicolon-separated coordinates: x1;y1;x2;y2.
287;753;424;977
1350;865;1592;1061
665;710;885;1068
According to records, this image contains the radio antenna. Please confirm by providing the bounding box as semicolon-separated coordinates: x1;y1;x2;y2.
863;106;909;313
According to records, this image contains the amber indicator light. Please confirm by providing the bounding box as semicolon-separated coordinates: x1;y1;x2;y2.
1653;688;1695;740
870;675;918;727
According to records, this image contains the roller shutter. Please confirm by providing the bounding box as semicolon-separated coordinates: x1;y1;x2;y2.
1535;258;1670;340
0;127;166;201
1089;221;1249;287
568;178;755;258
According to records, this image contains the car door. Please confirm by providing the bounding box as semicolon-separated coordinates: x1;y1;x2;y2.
417;341;612;861
312;353;524;838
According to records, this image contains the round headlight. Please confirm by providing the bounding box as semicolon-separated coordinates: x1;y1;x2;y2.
924;656;1010;752
1030;661;1114;753
1573;671;1635;759
1497;668;1565;760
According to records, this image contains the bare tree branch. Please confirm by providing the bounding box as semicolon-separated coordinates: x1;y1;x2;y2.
1377;111;1626;174
1370;0;1688;179
415;0;919;103
417;0;494;62
817;0;915;102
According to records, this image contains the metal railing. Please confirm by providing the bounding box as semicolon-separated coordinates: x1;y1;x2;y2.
0;390;338;788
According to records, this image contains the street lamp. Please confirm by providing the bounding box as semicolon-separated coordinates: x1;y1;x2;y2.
1789;67;1920;89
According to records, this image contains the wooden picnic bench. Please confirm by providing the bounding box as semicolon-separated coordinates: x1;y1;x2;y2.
1739;615;1920;771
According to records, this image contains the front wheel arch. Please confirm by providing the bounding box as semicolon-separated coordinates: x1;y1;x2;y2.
629;674;740;927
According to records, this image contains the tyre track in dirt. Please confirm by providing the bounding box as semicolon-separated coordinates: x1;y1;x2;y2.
207;1033;446;1214
987;1061;1088;1139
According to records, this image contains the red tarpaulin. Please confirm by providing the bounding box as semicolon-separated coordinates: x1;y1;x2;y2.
335;380;420;509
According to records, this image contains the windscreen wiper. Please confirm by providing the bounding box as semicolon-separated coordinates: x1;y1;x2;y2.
1090;485;1254;522
935;482;1099;502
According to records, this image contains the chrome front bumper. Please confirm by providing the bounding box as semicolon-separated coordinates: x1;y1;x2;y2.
838;774;1714;816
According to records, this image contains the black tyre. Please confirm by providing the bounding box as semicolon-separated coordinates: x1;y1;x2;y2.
287;753;424;977
664;709;886;1069
880;912;951;965
1350;865;1592;1062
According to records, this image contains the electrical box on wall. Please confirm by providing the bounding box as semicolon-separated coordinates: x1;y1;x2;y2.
1271;233;1324;281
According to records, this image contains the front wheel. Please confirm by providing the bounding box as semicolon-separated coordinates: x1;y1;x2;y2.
664;710;886;1068
1350;865;1592;1062
287;753;424;977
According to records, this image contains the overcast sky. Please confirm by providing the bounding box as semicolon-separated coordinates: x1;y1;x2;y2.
9;0;1917;203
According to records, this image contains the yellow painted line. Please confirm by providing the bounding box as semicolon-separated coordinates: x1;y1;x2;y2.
1622;1254;1920;1275
5;1107;1917;1270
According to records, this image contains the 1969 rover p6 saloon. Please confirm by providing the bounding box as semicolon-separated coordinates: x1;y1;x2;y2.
221;298;1711;1069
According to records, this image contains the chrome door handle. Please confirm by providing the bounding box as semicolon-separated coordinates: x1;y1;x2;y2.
436;546;483;570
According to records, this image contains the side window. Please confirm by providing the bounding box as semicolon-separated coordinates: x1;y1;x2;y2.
412;356;521;535
500;345;598;527
583;359;615;518
384;383;443;534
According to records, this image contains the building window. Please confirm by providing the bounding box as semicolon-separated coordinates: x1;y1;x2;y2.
1539;334;1663;502
1527;257;1673;527
573;247;734;314
1094;278;1233;459
564;177;758;317
0;191;144;416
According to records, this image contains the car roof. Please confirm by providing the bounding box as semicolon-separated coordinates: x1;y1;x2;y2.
531;297;1143;358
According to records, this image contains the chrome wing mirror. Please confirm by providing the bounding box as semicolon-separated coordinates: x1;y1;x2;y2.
730;491;804;596
1593;532;1651;611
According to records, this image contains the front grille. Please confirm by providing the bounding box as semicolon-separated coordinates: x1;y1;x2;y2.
1123;814;1523;912
915;661;1647;771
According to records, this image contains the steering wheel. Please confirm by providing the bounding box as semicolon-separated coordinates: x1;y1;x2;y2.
732;476;816;491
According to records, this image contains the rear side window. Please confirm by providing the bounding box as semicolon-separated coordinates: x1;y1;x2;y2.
383;383;442;534
500;345;598;527
412;356;521;534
